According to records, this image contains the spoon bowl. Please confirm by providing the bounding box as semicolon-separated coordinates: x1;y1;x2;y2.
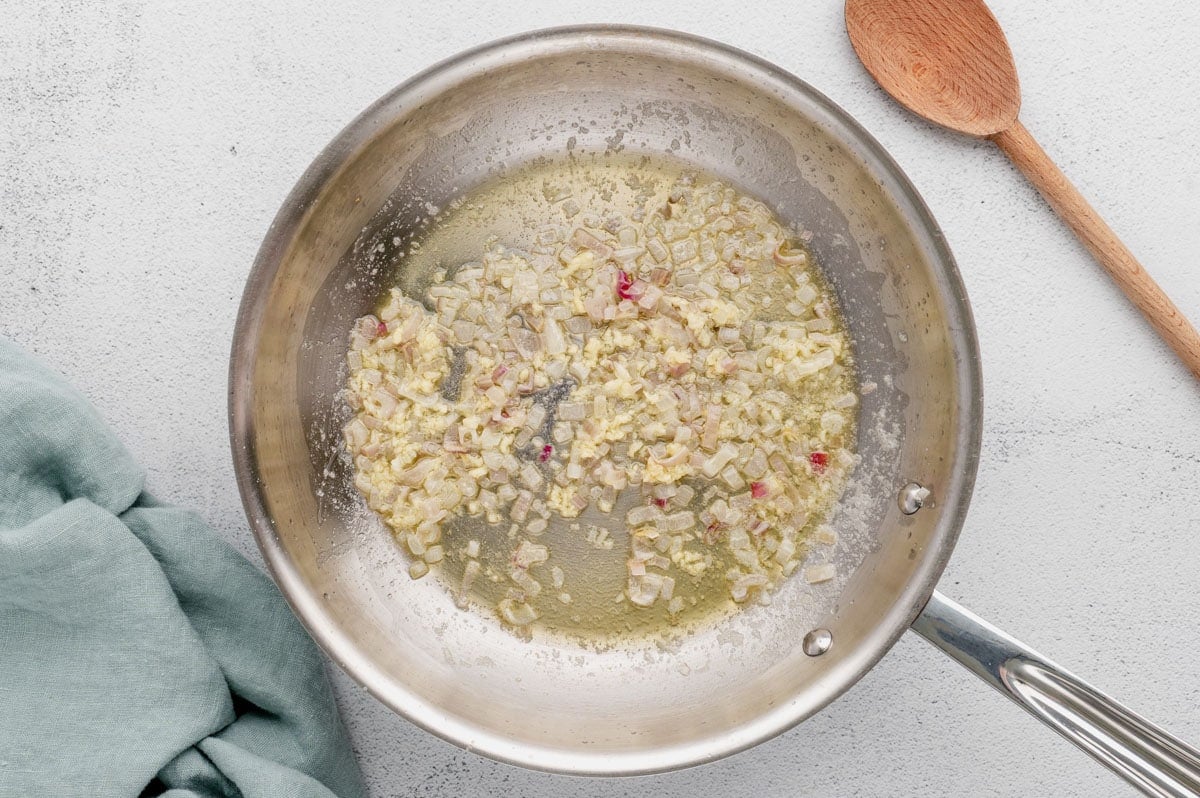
846;0;1019;135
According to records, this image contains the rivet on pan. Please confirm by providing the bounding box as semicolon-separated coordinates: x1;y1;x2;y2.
802;628;833;656
898;482;931;515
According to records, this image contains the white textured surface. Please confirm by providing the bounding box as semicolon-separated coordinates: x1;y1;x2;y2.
3;2;1198;795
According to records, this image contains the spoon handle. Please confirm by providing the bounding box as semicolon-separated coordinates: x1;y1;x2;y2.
991;120;1200;379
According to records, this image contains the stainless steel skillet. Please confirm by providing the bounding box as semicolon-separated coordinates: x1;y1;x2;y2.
229;25;1200;795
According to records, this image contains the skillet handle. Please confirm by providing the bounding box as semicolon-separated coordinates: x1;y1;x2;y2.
912;590;1200;797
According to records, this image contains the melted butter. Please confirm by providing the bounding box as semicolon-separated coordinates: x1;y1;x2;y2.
368;152;856;645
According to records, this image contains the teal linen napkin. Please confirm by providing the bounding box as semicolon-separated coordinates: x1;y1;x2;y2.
0;339;366;798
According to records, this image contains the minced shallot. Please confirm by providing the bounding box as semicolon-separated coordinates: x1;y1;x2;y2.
344;176;855;628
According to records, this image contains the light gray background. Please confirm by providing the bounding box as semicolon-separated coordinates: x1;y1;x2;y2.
3;2;1198;796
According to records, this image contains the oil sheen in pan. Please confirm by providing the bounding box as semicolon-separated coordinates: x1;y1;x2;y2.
371;151;857;646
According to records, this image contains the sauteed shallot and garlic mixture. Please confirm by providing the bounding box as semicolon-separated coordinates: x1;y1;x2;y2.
343;173;857;637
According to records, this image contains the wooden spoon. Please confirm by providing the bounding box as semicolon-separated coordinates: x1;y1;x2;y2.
846;0;1200;379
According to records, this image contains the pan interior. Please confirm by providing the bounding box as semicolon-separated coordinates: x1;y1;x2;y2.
233;28;979;774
